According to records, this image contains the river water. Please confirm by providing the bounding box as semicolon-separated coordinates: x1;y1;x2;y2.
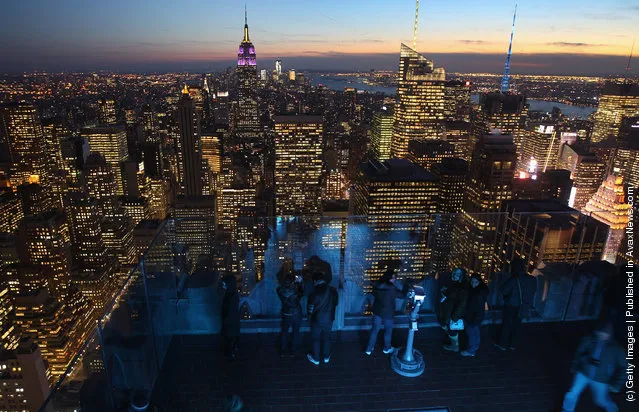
309;75;596;119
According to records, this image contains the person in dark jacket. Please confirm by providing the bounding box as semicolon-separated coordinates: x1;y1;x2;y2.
277;273;304;356
438;268;470;352
365;269;406;355
306;272;338;365
304;255;333;284
562;322;626;412
461;274;488;357
495;258;537;351
221;274;240;360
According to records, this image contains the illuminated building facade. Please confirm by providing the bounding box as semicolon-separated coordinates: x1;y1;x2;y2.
450;134;516;278
177;87;203;197
82;125;129;195
201;134;221;174
351;159;439;289
475;93;527;163
570;157;606;211
18;183;54;217
444;80;472;121
0;283;18;351
66;193;108;270
512;169;573;206
591;82;639;143
370;106;394;161
494;200;607;274
431;158;468;272
274;116;323;216
13;288;93;380
391;44;446;158
584;174;630;263
172;196;217;262
148;178;169;220
0;103;49;189
0;193;23;234
98;98;117;124
407;139;455;171
19;211;71;299
443;120;472;162
0;338;50;411
235;12;260;143
120;196;150;227
521;124;559;173
276;58;282;77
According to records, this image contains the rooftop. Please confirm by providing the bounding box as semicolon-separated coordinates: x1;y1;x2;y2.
361;159;438;182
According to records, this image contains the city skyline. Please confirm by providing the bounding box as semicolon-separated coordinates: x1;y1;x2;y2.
1;0;638;75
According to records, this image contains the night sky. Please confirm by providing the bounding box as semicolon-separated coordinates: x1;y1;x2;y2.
1;0;638;74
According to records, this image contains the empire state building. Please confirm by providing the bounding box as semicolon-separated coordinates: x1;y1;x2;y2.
233;8;260;145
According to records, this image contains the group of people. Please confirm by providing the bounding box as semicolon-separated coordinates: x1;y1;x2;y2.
220;256;628;411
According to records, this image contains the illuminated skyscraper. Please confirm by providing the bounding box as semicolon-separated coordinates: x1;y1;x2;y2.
322;149;343;200
0;103;49;188
82;125;129;195
569;156;606;211
83;153;118;216
234;9;260;143
443;120;472;162
407;139;455;171
521;124;559;173
0;337;51;411
591;82;639;143
351;159;439;290
0;192;23;234
276;58;282;77
0;282;18;351
475;92;527;162
19;210;72;299
172;196;217;261
98;98;117;124
444;80;472;121
177;86;203;197
430;158;468;271
120;196;150;227
370;106;394;160
450;134;516;278
66;193;108;270
584;174;630;263
391;44;445;159
147;178;169;220
18;183;54;216
274;116;323;216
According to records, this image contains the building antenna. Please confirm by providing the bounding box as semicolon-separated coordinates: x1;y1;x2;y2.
626;38;635;78
501;4;517;94
413;0;419;50
245;3;247;26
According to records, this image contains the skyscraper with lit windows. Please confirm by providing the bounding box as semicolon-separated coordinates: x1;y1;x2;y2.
177;86;203;197
591;82;639;143
274;116;323;216
82;125;129;195
450;134;516;278
98;98;117;124
391;44;446;158
234;9;260;143
475;92;527;163
370;106;394;161
0;103;50;189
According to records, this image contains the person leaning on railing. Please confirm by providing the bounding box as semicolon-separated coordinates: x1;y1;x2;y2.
277;272;304;357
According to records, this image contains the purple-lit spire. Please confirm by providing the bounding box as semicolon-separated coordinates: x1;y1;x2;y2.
237;5;256;67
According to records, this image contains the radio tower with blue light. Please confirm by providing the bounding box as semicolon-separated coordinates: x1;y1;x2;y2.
500;4;517;93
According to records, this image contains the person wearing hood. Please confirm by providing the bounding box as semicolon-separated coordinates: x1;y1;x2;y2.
221;274;240;360
461;274;489;357
438;267;470;353
277;272;304;356
306;271;338;366
365;269;406;355
495;258;537;351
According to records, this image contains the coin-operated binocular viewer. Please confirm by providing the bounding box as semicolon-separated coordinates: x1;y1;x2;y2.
390;285;425;377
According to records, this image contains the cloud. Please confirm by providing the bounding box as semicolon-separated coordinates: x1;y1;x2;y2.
547;42;606;47
458;40;492;45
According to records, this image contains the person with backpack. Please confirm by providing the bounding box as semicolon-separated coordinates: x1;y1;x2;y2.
365;268;406;355
461;274;489;357
277;272;304;356
495;258;537;351
306;271;338;365
221;274;240;360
